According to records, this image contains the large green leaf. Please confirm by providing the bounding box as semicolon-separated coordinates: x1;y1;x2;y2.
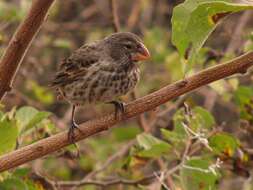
136;133;171;158
209;132;239;156
180;157;220;190
0;118;18;156
172;0;253;64
15;106;51;133
172;106;215;136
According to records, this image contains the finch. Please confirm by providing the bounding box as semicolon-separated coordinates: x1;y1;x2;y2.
51;32;150;141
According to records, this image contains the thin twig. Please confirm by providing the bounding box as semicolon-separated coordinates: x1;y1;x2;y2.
55;172;158;187
109;0;120;32
127;0;142;30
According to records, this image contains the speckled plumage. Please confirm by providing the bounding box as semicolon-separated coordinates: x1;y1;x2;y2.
52;32;148;106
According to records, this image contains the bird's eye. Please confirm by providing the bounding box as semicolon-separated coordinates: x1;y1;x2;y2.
124;44;132;49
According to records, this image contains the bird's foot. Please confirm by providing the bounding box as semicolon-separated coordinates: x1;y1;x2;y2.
107;100;126;119
68;121;83;143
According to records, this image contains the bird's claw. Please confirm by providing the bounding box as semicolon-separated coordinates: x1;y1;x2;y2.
68;121;83;143
108;101;126;119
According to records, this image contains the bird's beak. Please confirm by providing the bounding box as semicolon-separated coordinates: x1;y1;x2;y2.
131;43;150;61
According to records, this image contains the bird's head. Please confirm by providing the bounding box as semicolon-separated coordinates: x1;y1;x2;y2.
104;32;150;63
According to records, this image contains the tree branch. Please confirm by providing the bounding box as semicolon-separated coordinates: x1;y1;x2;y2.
0;51;252;172
109;0;120;32
0;0;55;100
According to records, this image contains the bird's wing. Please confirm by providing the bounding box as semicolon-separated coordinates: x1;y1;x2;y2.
51;43;101;88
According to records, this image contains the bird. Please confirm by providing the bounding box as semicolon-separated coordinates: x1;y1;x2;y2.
51;32;150;142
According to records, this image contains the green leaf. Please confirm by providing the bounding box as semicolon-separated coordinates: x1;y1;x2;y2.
137;143;171;158
209;132;239;156
161;109;189;148
13;168;30;178
15;106;51;133
0;177;28;190
172;0;253;64
192;106;215;130
180;157;220;190
25;111;51;131
173;107;215;136
136;133;171;158
0;118;18;156
112;125;141;142
161;128;185;144
25;179;44;190
234;86;253;105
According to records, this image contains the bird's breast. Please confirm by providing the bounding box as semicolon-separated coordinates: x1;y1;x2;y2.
94;64;140;102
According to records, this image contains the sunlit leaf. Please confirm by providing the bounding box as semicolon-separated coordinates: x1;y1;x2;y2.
161;128;184;144
137;143;171;158
209;132;239;156
172;0;253;65
0;118;18;156
173;106;215;136
136;133;171;158
192;106;215;130
15;106;51;133
180;157;220;190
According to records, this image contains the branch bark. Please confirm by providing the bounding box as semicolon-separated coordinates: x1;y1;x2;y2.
0;0;55;100
0;51;252;172
109;0;120;32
